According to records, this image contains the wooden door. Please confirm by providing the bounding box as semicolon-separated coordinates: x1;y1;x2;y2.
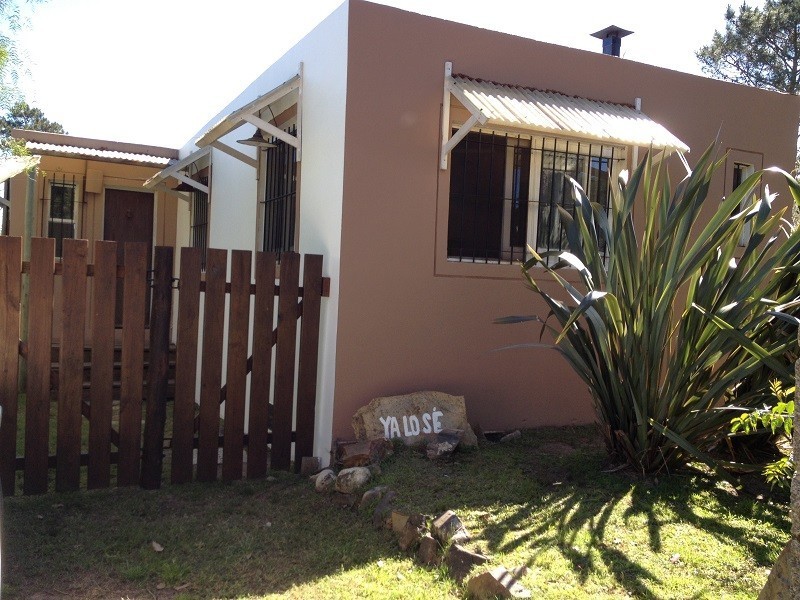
104;189;154;325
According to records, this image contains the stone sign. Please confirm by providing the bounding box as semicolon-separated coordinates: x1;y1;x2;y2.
352;391;478;447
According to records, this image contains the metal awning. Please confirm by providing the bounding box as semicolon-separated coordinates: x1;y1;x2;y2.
0;155;39;181
143;145;211;194
195;66;302;163
440;62;689;169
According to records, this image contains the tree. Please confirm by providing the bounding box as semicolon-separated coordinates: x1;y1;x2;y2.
0;0;46;109
0;100;64;136
697;1;800;94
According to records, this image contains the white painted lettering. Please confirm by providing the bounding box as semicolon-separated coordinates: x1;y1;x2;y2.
389;417;401;438
402;416;412;437
432;407;443;433
422;413;432;434
408;415;421;436
379;416;392;439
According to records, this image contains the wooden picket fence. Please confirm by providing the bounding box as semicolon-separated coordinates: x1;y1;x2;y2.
0;236;328;495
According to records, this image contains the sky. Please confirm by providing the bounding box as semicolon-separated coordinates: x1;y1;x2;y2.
12;0;760;149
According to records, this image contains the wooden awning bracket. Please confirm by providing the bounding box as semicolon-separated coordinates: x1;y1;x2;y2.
440;61;488;170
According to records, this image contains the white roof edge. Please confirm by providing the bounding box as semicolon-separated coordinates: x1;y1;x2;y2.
143;145;211;189
195;73;301;148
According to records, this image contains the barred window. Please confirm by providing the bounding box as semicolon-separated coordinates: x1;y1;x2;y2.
262;125;297;254
47;176;79;258
447;130;624;264
191;176;209;269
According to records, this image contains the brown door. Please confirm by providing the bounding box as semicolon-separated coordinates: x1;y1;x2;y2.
104;189;154;325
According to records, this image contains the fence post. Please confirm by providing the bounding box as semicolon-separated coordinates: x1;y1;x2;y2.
141;247;174;490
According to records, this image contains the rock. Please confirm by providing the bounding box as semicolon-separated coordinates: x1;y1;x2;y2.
417;534;441;566
467;567;531;599
432;510;470;544
372;489;398;529
314;469;336;493
426;428;464;459
335;467;372;494
500;430;522;443
358;486;388;511
391;510;410;535
398;521;425;552
300;456;321;476
446;544;489;582
352;391;478;448
337;438;393;468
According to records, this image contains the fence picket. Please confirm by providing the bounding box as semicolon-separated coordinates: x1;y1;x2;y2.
222;250;251;481
117;243;148;486
272;252;300;471
55;239;88;492
141;247;174;490
295;254;323;472
87;241;117;489
0;236;21;495
248;252;277;478
197;248;227;482
24;237;55;495
172;247;201;484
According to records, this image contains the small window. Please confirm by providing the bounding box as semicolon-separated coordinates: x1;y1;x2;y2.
447;130;623;264
732;162;754;246
47;176;79;257
262;125;297;255
0;179;9;235
191;176;209;270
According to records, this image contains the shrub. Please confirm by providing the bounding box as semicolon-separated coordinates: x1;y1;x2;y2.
499;146;800;474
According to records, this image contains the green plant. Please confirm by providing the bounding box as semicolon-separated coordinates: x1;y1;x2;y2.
729;379;795;488
499;145;800;475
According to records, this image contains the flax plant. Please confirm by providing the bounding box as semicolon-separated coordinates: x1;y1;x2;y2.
501;146;800;474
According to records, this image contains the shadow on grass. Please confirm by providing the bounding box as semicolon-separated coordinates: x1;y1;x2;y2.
473;431;788;599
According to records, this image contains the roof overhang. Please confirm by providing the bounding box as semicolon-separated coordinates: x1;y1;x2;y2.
0;155;40;181
440;62;690;170
143;145;211;194
195;65;302;163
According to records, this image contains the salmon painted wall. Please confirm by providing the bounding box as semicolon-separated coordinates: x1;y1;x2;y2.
332;1;800;441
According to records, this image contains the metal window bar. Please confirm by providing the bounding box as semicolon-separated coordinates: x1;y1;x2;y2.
447;130;621;264
191;176;209;270
44;173;78;258
262;125;297;256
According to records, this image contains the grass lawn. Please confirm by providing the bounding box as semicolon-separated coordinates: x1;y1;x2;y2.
2;426;789;599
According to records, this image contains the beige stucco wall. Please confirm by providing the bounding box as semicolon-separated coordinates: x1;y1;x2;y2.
330;1;800;441
7;154;175;339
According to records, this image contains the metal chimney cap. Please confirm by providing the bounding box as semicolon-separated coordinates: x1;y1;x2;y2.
591;25;634;39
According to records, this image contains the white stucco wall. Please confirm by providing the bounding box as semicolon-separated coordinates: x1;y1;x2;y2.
177;2;349;465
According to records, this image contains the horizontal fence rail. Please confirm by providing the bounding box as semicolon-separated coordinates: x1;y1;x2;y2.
0;236;328;495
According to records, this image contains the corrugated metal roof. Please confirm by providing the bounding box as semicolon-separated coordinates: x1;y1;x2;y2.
26;141;173;166
451;75;689;152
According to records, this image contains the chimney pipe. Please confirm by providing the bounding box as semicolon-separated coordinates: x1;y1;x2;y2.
591;25;633;57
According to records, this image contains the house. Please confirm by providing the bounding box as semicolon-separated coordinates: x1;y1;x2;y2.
146;0;799;463
3;130;180;334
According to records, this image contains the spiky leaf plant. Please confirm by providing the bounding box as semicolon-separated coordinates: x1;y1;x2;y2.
500;145;800;474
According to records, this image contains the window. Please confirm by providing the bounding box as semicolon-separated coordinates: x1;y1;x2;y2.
0;179;9;235
191;176;209;269
732;162;754;246
47;176;79;258
447;130;624;264
261;125;297;254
